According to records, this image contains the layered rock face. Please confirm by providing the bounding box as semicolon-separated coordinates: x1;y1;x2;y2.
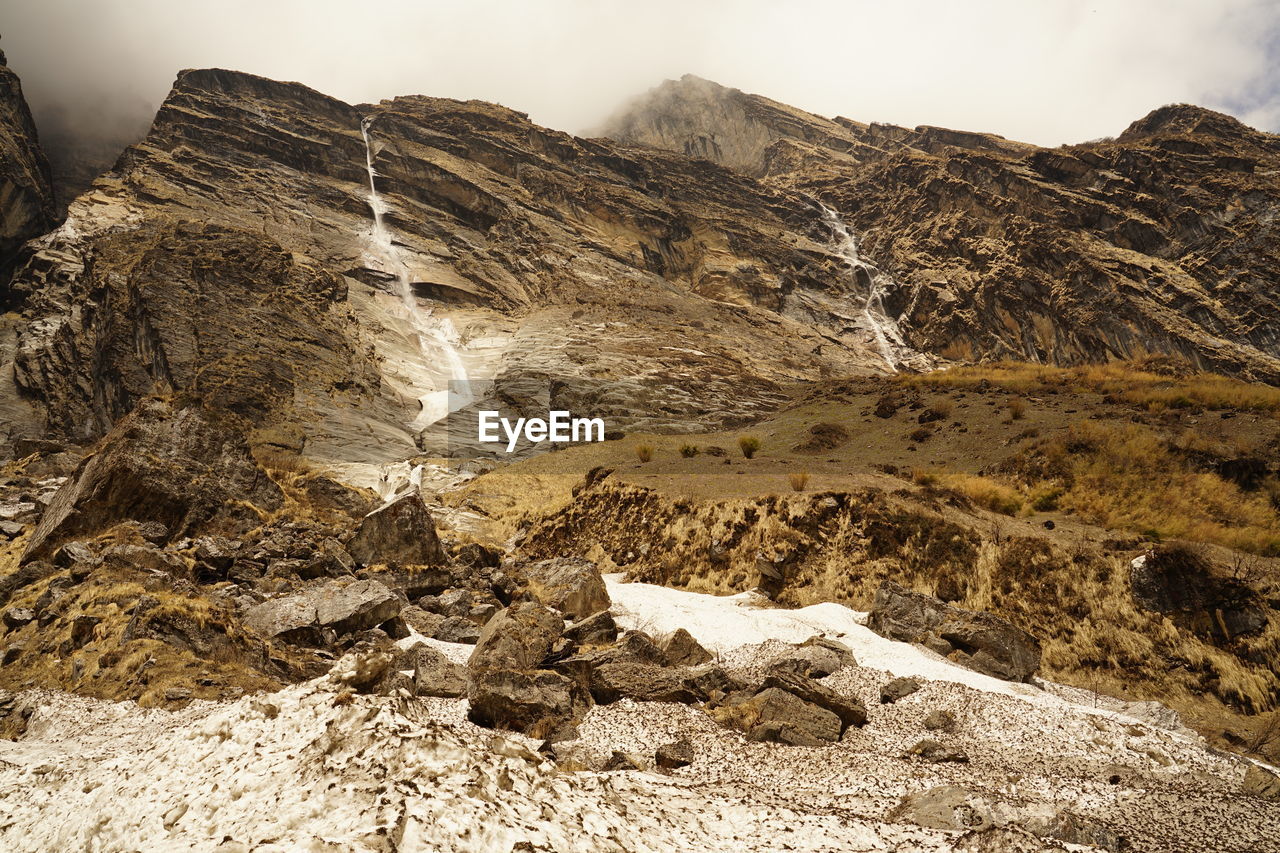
0;49;56;283
2;68;903;463
603;76;1280;382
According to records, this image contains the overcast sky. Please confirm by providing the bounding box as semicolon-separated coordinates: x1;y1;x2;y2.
4;0;1278;148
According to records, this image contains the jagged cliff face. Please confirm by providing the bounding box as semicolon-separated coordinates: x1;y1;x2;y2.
0;49;56;279
1;69;909;462
603;76;1280;382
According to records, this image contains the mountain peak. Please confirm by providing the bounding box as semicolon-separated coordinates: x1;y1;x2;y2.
1118;103;1256;142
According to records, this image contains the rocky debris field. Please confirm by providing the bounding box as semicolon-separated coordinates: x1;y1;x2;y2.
0;571;1277;852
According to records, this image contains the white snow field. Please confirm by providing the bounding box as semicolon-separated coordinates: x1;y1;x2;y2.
0;578;1275;852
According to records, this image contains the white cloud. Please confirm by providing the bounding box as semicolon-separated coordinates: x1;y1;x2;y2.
3;0;1278;147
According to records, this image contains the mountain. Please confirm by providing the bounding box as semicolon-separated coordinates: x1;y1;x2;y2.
1;68;928;464
0;63;1278;851
602;75;1280;382
0;49;56;279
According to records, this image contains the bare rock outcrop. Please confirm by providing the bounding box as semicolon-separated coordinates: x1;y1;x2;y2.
866;581;1040;683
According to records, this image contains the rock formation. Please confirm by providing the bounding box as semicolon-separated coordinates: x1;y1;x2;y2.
0;49;55;285
602;76;1280;382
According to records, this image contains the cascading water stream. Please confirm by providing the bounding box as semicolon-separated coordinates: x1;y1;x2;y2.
359;117;473;429
820;204;908;372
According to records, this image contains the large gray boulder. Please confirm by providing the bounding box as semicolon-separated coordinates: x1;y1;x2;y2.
314;578;401;634
346;491;444;567
243;596;319;644
867;581;1040;682
739;687;843;746
588;662;703;704
244;578;400;643
521;557;610;620
466;669;584;736
468;601;563;672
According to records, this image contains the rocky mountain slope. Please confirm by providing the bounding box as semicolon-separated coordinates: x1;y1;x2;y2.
0;68;919;465
603;75;1280;383
0;57;1278;852
0;49;55;281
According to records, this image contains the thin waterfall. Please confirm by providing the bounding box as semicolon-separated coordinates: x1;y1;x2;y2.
820;204;908;372
359;117;474;428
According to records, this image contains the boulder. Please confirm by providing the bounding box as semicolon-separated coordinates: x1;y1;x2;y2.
738;687;843;746
0;560;55;607
880;676;921;704
434;615;481;644
867;581;1040;682
22;399;282;563
923;709;956;731
661;628;713;666
2;607;34;629
329;642;395;693
1244;764;1280;801
346;491;444;567
761;670;867;730
467;669;583;736
521;557;610;620
655;738;695;769
388;644;467;698
887;784;992;832
589;662;702;704
468;601;563;672
400;605;446;637
243;596;320;644
314;579;402;634
562;610;618;646
1130;546;1268;643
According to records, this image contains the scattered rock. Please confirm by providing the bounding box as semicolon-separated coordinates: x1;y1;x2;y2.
880;676;921;704
521;557;610;620
661;628;712;666
562;610;618;646
467;669;584;736
923;709;956;732
655;738;695;769
468;602;563;672
867;581;1040;682
346;491;444;567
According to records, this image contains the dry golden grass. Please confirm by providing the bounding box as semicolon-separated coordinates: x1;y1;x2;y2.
738;435;762;459
1028;421;1280;555
908;359;1280;416
940;472;1024;516
788;471;810;492
635;444;654;463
